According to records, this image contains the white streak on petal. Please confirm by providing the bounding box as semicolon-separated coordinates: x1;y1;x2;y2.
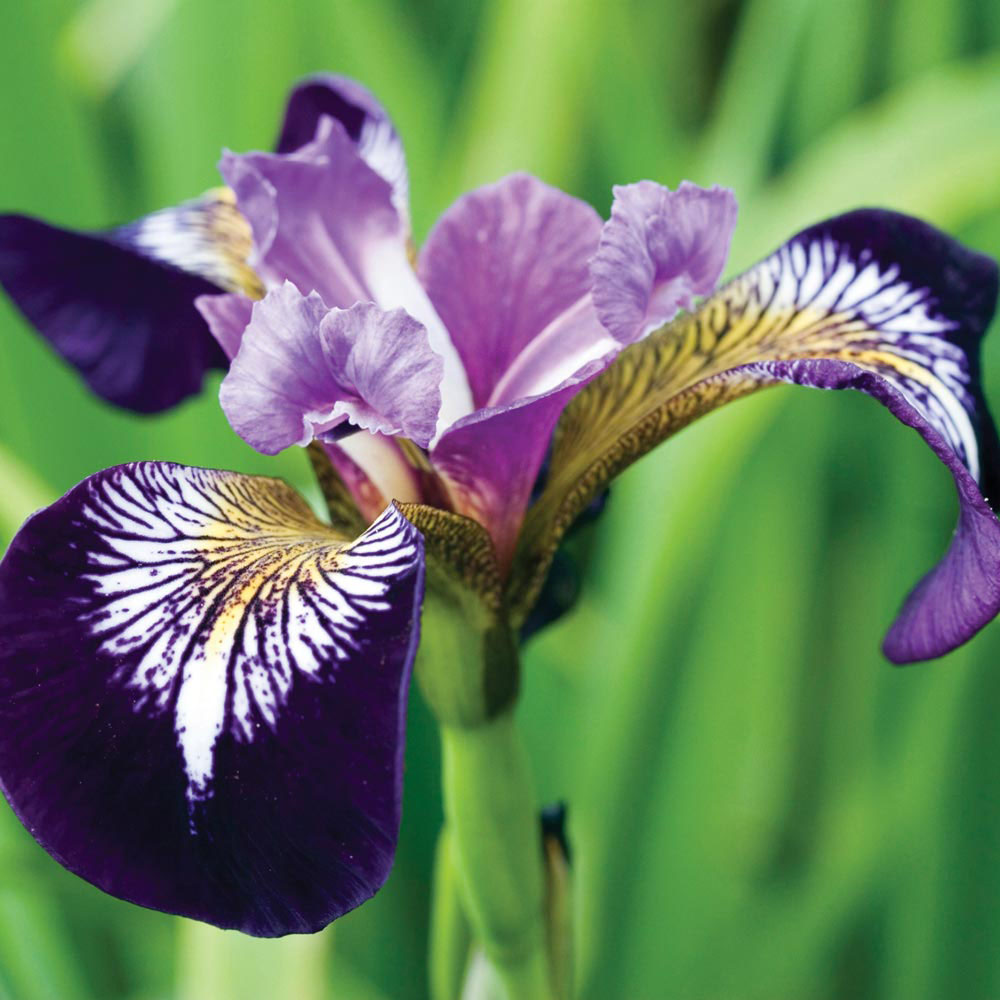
79;466;421;819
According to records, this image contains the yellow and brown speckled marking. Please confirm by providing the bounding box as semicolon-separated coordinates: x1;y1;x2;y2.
397;502;503;612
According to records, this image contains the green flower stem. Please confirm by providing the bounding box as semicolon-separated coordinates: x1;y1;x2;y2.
429;827;473;1000
440;712;553;1000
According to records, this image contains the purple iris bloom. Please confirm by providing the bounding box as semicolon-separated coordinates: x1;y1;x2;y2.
0;74;998;937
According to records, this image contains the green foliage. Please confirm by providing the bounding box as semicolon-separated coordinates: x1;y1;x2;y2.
1;0;999;996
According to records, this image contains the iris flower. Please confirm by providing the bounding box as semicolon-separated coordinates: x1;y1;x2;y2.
0;75;998;939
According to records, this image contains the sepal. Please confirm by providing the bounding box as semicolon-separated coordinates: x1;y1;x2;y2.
0;189;261;412
511;209;1000;659
0;463;424;934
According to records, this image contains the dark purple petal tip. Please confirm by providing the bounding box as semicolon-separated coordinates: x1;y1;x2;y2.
0;213;227;412
715;208;998;661
747;357;1000;662
0;463;424;935
276;74;392;153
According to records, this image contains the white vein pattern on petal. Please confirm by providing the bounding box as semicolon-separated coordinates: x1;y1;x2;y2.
78;465;417;822
718;234;980;480
114;188;258;295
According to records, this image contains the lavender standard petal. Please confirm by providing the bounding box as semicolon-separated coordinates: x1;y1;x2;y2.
220;283;442;454
219;119;402;310
275;74;409;225
0;463;424;935
591;181;738;344
419;173;608;408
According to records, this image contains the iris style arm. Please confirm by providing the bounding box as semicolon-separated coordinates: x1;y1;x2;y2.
0;464;424;935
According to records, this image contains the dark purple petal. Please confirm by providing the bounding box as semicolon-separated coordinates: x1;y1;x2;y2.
275;74;409;224
511;210;999;660
220;282;443;454
419;173;605;408
195;291;255;360
0;463;424;935
0;190;264;411
734;358;1000;661
432;357;610;570
591;181;737;344
722;209;1000;661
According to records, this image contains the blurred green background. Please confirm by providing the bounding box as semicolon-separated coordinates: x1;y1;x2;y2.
2;0;1000;997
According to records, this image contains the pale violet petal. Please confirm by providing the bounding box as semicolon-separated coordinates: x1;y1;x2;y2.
591;180;738;344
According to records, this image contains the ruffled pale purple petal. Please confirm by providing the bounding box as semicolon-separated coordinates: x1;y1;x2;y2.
274;74;409;225
0;463;424;935
220;121;471;429
592;180;737;344
419;173;606;408
220;282;443;454
0;212;229;412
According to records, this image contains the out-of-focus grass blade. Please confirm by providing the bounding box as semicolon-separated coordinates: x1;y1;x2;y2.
175;922;330;1000
0;891;89;1000
443;0;605;195
987;0;1000;48
58;0;178;98
584;10;688;193
573;396;829;996
886;0;965;84
0;444;51;548
917;657;1000;999
784;0;874;151
691;0;815;194
566;393;783;988
734;55;1000;263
